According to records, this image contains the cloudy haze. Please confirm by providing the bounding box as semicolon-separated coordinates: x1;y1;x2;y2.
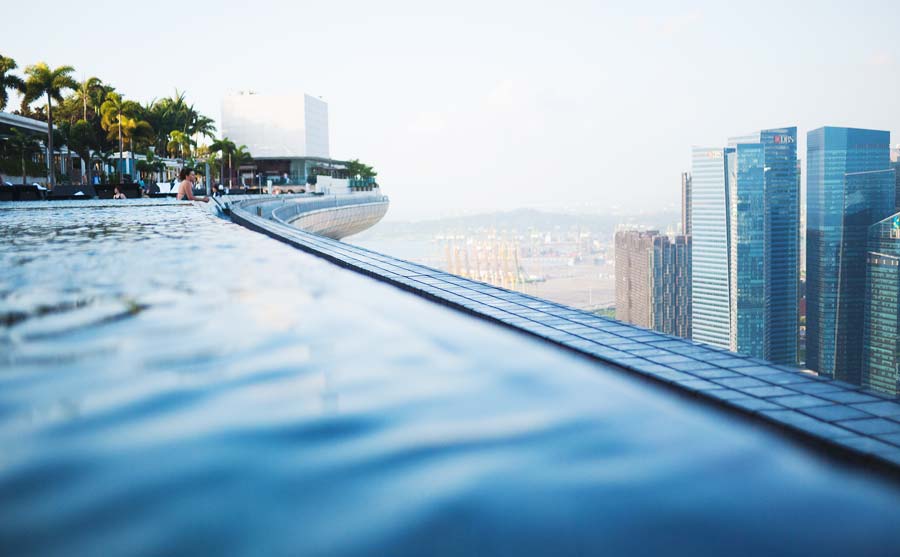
3;0;899;219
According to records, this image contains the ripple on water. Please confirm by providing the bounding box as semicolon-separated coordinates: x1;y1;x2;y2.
1;201;899;556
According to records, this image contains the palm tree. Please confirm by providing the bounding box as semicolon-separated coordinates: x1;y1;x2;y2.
0;54;25;112
2;129;42;185
21;63;78;187
100;92;141;183
106;115;154;154
167;130;194;161
232;145;252;187
74;77;103;121
209;138;237;187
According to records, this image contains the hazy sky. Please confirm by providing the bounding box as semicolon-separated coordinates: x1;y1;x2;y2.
4;1;899;220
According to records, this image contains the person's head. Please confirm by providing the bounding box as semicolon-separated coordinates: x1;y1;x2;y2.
179;168;196;182
114;186;121;194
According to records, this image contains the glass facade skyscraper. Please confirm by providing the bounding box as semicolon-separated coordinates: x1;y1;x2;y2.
863;213;900;396
681;172;692;236
691;147;732;349
692;128;799;364
760;128;801;364
806;127;894;382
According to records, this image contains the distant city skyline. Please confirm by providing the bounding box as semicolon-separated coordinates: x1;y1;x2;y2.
3;1;900;220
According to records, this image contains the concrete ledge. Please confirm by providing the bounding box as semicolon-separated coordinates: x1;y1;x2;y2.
228;203;900;477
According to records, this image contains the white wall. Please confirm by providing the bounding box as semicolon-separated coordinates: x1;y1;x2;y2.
221;93;330;159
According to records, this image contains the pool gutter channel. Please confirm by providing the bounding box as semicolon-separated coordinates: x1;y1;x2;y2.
225;199;900;480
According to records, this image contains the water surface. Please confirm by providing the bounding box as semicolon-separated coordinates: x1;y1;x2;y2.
1;201;899;556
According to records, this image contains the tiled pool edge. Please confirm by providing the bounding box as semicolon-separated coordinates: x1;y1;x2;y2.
227;203;900;477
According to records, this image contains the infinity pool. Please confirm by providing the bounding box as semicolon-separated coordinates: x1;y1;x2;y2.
1;201;898;556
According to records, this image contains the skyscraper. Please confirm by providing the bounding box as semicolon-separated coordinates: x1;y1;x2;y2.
651;234;692;338
863;213;900;396
691;128;799;364
806;127;894;383
691;146;733;350
615;229;657;329
616;229;692;339
681;172;692;235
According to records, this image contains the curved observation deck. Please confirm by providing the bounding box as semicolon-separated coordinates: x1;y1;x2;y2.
217;193;389;240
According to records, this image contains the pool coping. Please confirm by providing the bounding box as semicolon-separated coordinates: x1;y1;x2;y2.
225;199;900;478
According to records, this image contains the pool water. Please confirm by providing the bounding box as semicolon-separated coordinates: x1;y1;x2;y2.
1;201;899;556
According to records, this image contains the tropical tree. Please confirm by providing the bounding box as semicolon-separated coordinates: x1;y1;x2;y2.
166;130;194;161
67;119;97;185
209;138;237;187
21;62;78;187
2;129;42;185
346;159;378;179
74;77;103;121
100;92;142;182
136;150;165;182
189;113;216;140
0;54;25;112
106;115;154;153
232;145;252;187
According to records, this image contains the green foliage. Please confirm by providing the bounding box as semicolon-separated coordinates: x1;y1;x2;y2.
346;159;377;179
68;120;98;184
5;58;220;184
21;62;78;186
0;54;26;112
0;129;45;182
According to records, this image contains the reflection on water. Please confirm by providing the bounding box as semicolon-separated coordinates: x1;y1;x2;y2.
1;201;899;556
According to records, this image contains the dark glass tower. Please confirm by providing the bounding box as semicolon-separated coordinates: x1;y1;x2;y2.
863;213;900;396
806;127;894;383
724;128;799;364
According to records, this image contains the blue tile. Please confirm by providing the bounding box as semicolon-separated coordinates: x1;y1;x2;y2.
714;377;769;389
769;395;830;409
666;360;722;372
759;410;856;440
817;391;883;405
800;405;873;422
836;418;900;436
678;378;724;391
706;389;749;401
740;385;797;398
787;382;845;395
685;368;740;380
849;401;900;418
734;365;785;377
877;432;900;447
729;397;783;412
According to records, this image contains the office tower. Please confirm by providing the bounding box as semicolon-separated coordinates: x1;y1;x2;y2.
615;229;657;328
806;127;895;383
729;128;800;364
691;128;799;363
681;172;692;235
893;160;900;211
651;234;692;338
691;146;733;349
862;213;900;396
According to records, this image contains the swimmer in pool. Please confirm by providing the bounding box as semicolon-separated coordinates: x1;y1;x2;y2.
175;168;209;203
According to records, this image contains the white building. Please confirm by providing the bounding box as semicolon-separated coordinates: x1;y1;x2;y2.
221;93;330;159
